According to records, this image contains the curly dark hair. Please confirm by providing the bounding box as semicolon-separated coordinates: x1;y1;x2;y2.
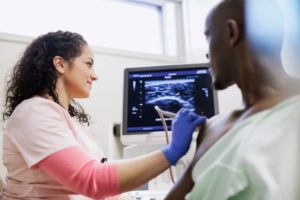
3;30;91;124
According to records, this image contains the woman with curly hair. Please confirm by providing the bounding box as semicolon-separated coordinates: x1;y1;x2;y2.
1;31;206;199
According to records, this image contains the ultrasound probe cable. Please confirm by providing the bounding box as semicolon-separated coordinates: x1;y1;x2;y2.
154;105;176;183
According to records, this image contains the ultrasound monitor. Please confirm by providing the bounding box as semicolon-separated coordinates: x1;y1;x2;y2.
121;63;218;145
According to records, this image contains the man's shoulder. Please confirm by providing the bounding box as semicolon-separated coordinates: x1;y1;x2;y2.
250;94;300;128
270;94;300;112
208;94;300;130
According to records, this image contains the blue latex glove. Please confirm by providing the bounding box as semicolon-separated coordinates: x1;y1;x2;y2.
162;108;206;165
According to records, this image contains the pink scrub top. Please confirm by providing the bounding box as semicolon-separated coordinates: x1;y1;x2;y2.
2;96;114;199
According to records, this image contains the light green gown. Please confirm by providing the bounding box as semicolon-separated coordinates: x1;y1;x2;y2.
186;95;300;200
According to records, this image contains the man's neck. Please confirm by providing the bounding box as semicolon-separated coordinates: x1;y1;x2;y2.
235;53;299;108
240;72;299;109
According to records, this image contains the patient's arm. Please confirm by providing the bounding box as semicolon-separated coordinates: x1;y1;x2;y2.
164;162;194;200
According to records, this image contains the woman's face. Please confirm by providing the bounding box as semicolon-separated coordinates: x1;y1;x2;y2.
62;45;98;99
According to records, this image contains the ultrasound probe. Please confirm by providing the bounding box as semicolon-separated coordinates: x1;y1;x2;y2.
154;106;176;118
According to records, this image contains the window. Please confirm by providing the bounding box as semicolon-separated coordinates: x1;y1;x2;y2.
0;0;182;57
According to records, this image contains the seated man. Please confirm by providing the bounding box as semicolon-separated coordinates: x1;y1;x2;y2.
165;0;300;199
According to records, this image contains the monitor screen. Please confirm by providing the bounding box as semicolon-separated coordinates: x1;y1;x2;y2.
121;63;218;145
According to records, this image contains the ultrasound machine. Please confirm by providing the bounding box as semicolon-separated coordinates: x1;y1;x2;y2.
121;63;218;199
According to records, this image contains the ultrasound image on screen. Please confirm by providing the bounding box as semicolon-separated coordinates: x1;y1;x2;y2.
145;79;195;112
125;67;215;133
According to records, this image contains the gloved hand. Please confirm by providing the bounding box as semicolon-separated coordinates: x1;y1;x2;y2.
162;108;206;165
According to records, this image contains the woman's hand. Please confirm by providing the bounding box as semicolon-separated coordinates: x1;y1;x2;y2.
163;108;206;165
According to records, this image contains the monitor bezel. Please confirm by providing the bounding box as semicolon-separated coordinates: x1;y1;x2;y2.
121;63;219;146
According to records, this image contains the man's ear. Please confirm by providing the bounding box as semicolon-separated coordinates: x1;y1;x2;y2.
53;56;65;74
226;19;240;46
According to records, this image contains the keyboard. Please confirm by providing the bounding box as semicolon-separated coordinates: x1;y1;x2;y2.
120;190;168;200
